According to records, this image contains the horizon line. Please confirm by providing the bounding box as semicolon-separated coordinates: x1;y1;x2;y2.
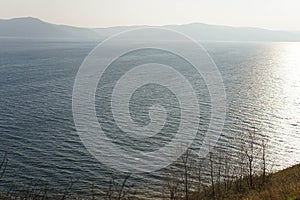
1;16;299;33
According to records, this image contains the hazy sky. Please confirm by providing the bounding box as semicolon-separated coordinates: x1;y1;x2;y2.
1;0;299;30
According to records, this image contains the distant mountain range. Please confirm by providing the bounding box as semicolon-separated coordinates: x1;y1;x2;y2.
0;17;300;41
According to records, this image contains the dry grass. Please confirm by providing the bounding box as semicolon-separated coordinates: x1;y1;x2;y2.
244;164;300;200
191;164;300;200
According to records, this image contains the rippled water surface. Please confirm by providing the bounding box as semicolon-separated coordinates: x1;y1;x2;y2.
0;39;299;197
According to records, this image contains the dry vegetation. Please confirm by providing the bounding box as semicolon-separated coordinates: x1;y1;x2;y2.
190;164;300;200
0;128;299;200
163;127;300;200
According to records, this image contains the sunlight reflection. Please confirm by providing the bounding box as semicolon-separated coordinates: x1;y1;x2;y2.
272;42;300;167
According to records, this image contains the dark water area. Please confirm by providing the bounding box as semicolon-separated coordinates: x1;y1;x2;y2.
0;38;299;198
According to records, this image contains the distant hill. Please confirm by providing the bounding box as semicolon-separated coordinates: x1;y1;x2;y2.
0;17;99;39
93;23;300;42
1;17;300;41
168;23;300;42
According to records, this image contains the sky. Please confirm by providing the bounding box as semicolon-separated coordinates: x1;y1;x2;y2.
0;0;300;31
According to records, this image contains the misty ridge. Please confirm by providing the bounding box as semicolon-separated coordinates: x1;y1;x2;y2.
0;17;300;41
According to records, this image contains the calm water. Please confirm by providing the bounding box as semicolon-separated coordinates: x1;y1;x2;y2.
0;38;299;197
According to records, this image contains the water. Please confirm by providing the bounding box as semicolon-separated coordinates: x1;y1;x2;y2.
0;38;299;198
